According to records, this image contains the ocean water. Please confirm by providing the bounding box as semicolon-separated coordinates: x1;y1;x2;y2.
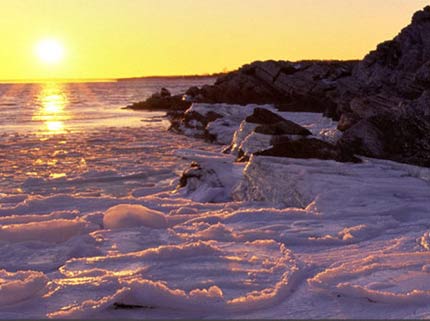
0;78;214;134
0;78;217;198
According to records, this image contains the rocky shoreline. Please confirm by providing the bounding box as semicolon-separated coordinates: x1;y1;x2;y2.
128;6;430;168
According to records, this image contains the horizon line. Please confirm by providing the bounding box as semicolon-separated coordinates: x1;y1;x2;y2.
0;72;226;84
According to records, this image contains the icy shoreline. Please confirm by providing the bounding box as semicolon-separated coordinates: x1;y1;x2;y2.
1;107;430;319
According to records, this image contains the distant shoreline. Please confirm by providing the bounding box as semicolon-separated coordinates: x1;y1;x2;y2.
0;73;225;85
116;73;225;82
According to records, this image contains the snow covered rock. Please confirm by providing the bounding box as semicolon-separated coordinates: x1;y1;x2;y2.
229;108;344;162
168;103;276;145
103;204;168;229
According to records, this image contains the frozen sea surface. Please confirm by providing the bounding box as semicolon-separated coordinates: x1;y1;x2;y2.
1;87;430;319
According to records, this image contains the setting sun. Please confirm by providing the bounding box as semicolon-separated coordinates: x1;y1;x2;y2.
36;39;65;65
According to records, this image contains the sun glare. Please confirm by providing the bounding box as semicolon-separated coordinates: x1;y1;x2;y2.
36;39;65;64
32;83;70;134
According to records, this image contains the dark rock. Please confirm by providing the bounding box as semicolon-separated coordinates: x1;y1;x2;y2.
183;60;357;115
254;121;312;136
408;89;430;116
168;109;223;143
125;88;191;111
277;94;337;115
113;303;153;310
337;112;361;131
256;137;361;163
245;108;287;124
329;5;430;166
243;108;311;137
236;149;250;163
338;120;385;158
178;162;202;188
355;6;430;98
339;112;430;167
185;86;200;97
160;87;171;97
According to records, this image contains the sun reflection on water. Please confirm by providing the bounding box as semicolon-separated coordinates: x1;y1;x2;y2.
33;83;70;134
46;121;65;132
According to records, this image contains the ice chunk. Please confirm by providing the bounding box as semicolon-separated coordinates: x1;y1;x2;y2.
103;204;168;229
175;149;244;202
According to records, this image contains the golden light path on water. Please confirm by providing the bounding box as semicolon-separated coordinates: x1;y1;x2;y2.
32;82;70;134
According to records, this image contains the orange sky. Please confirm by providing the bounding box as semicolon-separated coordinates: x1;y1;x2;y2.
0;0;428;81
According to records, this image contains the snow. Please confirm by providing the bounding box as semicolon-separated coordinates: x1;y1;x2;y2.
103;204;168;229
0;269;48;307
0;218;94;243
49;240;299;318
1;104;430;319
309;252;430;305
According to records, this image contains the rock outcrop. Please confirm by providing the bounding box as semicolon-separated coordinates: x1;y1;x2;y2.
354;7;430;99
185;60;357;119
131;6;430;167
125;88;191;111
337;6;430;166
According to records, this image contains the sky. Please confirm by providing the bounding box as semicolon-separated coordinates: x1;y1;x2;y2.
0;0;428;81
